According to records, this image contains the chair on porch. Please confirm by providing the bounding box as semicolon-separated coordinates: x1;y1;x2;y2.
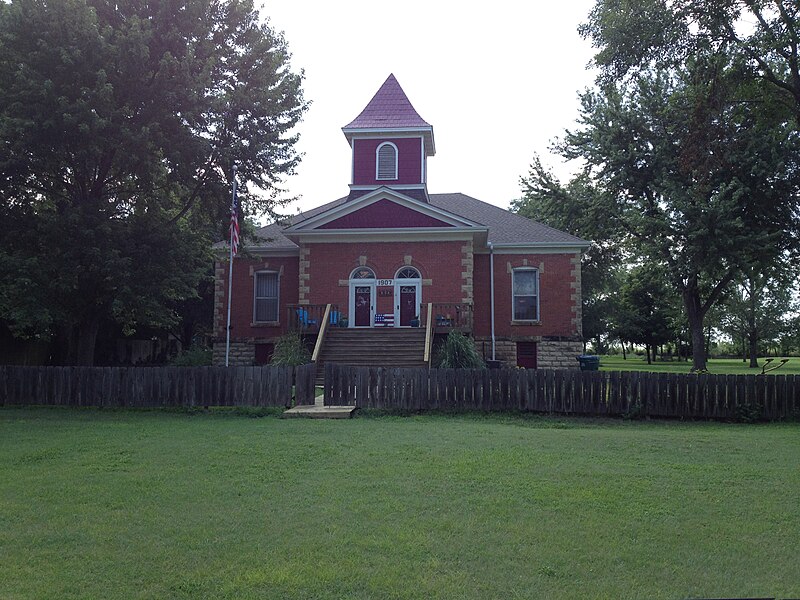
296;308;317;328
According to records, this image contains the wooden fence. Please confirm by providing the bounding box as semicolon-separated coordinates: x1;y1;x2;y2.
323;364;800;420
0;363;318;408
4;362;799;421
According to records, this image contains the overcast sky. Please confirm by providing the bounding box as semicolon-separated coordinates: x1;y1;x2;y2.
263;1;599;217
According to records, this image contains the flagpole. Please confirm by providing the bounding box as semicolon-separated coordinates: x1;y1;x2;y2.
225;164;237;367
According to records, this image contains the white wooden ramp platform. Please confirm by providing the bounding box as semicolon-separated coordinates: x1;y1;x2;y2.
282;405;356;419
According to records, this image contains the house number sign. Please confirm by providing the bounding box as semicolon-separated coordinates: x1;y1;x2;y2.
377;279;394;287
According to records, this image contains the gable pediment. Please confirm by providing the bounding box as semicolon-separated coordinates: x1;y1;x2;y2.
284;188;482;233
319;198;452;229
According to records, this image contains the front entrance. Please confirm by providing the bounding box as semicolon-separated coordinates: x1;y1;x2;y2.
349;267;376;327
394;267;421;327
398;285;419;326
354;286;372;327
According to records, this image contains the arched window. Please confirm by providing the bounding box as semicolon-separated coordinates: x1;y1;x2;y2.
395;267;421;280
350;267;376;280
376;142;398;180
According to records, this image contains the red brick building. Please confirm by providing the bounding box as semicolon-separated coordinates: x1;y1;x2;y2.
213;75;589;368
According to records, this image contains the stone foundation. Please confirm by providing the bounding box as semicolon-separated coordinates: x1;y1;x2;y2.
212;341;255;366
537;340;582;369
474;336;582;369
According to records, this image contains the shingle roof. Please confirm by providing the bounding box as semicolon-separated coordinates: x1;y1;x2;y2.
428;193;589;246
343;74;431;129
237;193;588;250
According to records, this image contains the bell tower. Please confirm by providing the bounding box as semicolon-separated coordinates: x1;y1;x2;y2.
341;74;435;203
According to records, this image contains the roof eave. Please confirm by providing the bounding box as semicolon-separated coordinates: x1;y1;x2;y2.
342;126;435;155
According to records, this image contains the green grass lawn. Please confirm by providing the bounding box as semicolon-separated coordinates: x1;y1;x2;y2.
2;408;799;599
600;354;800;375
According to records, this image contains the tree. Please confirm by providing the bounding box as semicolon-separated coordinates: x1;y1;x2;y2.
720;265;797;367
0;0;307;364
581;0;800;123
613;265;676;364
513;157;625;352
559;56;800;371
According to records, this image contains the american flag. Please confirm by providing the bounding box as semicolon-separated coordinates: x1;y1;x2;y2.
229;185;239;256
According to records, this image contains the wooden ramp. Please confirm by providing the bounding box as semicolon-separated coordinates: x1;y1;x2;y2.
282;405;356;419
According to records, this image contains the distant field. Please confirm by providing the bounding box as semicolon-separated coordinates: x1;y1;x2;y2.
1;408;799;599
599;355;800;375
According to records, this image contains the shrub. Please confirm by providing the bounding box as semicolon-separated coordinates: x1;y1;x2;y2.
271;333;311;366
170;346;212;366
434;331;485;369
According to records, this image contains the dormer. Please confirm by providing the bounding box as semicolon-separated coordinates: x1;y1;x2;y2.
342;74;435;202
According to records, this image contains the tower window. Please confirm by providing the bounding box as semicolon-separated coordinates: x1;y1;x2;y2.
376;142;398;180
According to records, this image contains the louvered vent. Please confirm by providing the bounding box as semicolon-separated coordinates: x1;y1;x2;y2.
376;143;398;180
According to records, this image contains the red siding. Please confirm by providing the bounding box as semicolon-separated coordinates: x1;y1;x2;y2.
318;198;452;229
215;256;299;339
352;137;423;185
473;253;579;338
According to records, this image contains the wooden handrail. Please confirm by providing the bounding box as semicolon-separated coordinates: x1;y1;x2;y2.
311;304;332;362
423;302;434;365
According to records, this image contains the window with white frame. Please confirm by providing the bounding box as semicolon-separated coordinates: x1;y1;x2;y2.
376;142;398;180
254;271;279;322
512;268;539;321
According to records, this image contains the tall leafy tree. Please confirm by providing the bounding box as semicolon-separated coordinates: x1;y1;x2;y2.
613;264;675;364
0;0;306;364
559;56;800;370
582;0;800;122
720;265;797;367
513;157;625;352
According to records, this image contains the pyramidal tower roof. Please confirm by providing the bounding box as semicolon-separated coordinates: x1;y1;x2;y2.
342;74;435;155
343;74;431;129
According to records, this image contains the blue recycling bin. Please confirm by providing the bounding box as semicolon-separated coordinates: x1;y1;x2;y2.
577;355;600;371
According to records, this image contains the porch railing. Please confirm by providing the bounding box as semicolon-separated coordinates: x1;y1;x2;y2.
431;303;473;333
287;304;342;334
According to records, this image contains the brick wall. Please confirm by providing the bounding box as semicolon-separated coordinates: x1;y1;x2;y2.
213;256;299;339
304;240;467;312
473;252;582;339
352;137;423;185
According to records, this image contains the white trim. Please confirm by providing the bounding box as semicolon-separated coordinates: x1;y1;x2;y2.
511;267;540;323
375;141;399;180
394;266;422;327
342;127;433;135
342;127;436;155
489;242;591;251
420;138;425;184
348;184;428;191
291;229;482;244
349;268;376;328
231;247;300;257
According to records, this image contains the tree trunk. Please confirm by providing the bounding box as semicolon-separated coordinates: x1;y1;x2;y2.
747;286;759;368
71;317;100;366
683;287;707;372
622;342;627;360
645;344;652;364
748;332;759;369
